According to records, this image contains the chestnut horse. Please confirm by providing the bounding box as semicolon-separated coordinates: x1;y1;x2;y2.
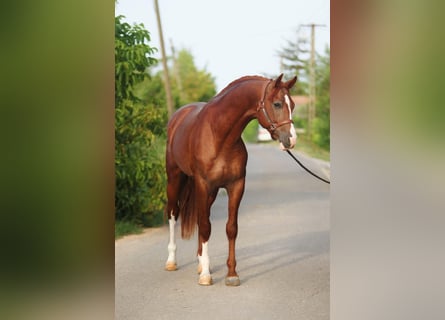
164;74;297;286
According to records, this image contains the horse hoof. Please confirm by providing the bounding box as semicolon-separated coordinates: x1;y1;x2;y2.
225;276;240;286
198;274;213;286
165;262;177;271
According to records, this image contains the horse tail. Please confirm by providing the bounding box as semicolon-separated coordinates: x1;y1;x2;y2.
178;176;198;239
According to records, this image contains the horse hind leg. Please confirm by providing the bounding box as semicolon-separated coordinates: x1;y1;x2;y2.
165;210;178;271
165;169;186;271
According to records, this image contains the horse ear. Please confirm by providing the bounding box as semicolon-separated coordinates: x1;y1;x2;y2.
285;76;297;89
273;73;284;88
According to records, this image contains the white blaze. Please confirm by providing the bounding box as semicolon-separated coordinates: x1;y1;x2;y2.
280;95;297;150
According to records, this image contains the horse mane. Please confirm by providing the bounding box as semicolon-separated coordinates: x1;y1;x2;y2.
212;75;270;100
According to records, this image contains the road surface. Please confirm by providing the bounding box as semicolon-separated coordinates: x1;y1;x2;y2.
116;143;330;320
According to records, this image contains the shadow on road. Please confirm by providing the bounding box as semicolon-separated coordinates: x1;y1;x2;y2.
229;230;329;283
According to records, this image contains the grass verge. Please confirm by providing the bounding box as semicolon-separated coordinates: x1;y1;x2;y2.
294;134;330;162
115;211;165;239
115;220;143;239
243;121;330;162
257;135;330;162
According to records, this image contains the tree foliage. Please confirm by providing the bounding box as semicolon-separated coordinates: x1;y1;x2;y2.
134;48;217;111
279;35;330;151
312;47;330;150
115;15;167;224
172;49;216;107
115;15;157;104
278;38;309;96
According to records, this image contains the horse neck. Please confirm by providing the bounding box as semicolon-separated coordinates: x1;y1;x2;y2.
206;79;266;146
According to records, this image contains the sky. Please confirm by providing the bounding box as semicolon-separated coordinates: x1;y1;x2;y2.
115;0;330;92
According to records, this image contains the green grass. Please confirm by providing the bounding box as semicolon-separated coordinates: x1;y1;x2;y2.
115;220;143;239
258;137;330;162
294;134;330;162
115;211;165;239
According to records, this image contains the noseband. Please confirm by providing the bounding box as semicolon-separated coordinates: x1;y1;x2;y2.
257;80;293;133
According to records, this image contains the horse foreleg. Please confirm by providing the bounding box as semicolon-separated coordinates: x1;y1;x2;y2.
197;227;212;285
196;183;217;286
197;237;212;286
225;178;245;286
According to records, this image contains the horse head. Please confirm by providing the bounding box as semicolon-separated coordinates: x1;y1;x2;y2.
257;74;298;150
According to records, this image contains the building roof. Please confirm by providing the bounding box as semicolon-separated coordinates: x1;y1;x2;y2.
291;95;310;106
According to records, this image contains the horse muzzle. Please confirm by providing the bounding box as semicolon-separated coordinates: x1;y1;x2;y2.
278;124;297;151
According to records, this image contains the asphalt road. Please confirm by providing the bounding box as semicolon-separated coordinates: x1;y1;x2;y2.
115;143;330;320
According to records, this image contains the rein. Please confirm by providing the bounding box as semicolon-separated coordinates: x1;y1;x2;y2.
257;79;329;184
257;80;293;132
285;149;331;184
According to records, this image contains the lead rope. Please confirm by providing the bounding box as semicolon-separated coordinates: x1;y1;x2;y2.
285;149;330;184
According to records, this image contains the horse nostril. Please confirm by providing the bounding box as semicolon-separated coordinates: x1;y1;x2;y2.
281;137;291;148
278;130;296;150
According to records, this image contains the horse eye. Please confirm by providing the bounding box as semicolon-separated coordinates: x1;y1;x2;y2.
273;102;282;108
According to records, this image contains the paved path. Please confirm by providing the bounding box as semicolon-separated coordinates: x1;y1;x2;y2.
116;143;330;320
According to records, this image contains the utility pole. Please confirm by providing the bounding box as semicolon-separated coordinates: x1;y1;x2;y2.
154;0;174;118
301;23;325;138
170;39;184;103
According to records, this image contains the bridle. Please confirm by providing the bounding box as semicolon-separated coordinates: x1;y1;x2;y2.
257;79;331;184
256;80;293;133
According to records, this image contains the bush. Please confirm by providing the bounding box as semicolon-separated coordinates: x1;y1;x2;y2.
312;115;330;151
115;16;168;226
115;99;167;224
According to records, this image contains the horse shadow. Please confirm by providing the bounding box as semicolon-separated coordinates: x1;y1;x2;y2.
173;229;328;285
170;229;328;286
230;230;329;284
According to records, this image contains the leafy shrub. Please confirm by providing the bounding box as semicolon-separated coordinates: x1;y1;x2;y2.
115;15;167;225
312;116;330;151
115;99;167;223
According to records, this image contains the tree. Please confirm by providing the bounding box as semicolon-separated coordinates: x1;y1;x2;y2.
279;33;330;151
115;15;157;104
278;34;309;96
172;49;216;107
115;15;167;224
278;32;310;132
312;47;330;150
135;48;217;111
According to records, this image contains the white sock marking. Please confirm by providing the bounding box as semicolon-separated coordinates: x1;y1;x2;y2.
198;242;210;276
166;211;176;264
